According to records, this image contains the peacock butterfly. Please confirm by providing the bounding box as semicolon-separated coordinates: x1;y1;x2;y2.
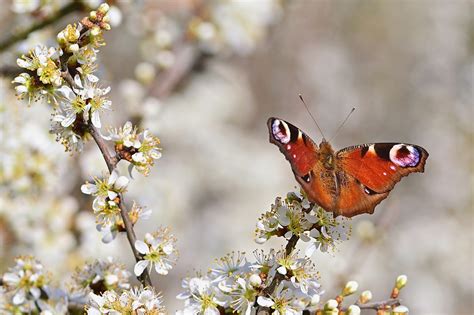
268;117;428;217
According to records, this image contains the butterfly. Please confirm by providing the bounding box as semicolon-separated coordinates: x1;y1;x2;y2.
268;117;429;217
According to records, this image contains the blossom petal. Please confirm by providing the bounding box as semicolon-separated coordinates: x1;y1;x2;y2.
91;110;101;128
277;266;287;275
135;240;150;255
134;260;149;276
58;85;75;100
257;296;274;307
81;183;98;195
12;290;26;305
305;243;318;257
163;243;174;255
107;191;118;200
114;176;129;191
154;263;168;275
17;58;32;68
61;113;76;127
2;272;20;284
108;170;118;185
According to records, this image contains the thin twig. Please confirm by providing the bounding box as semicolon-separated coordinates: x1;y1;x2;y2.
89;125;153;288
355;298;401;310
0;1;84;53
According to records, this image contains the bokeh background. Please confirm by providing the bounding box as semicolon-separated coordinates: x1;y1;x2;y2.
0;0;472;313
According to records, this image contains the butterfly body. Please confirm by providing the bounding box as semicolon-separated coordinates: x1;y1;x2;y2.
268;117;428;217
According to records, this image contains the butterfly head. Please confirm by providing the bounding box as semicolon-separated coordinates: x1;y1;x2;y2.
319;140;336;169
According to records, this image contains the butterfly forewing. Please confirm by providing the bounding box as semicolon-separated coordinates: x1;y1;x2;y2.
336;143;429;193
267;118;319;178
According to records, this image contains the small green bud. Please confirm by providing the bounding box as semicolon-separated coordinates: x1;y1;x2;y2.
342;280;359;296
57;32;67;46
68;43;79;53
249;274;262;287
359;290;372;304
90;11;97;21
102;23;111;31
98;3;110;15
324;299;338;310
396;275;407;289
90;26;101;37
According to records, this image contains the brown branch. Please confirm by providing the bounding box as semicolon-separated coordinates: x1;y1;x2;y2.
0;1;84;53
356;298;401;310
89;125;153;288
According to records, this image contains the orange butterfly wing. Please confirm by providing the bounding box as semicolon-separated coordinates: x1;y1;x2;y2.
267;118;319;177
333;143;429;216
268;118;336;210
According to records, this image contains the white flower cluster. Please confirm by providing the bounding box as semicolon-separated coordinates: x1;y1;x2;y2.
0;256;54;313
81;169;134;242
255;190;352;256
12;4;113;153
68;257;131;298
134;228;178;277
13;45;62;103
103;121;162;176
176;250;323;314
86;287;165;315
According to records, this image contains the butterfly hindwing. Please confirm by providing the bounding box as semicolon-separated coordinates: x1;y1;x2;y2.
267;117;319;178
334;171;390;217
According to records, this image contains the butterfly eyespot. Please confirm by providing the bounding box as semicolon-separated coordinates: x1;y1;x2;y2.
272;119;291;144
389;144;420;167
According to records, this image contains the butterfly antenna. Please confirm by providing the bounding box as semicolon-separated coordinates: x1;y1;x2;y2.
330;107;356;142
298;94;326;140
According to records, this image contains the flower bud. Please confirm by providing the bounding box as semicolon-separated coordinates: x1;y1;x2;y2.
324;299;338;310
347;305;361;315
68;43;79;53
396;275;407;289
102;23;111;31
91;26;101;37
98;3;110;15
135;62;156;85
392;305;409;314
358;290;372;304
249;273;262;287
57;32;66;46
89;11;97;21
342;280;359;296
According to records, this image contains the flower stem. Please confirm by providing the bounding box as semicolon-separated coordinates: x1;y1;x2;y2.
89;124;153;288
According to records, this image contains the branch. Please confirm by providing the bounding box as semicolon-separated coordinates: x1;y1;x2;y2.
88;125;153;288
356;298;401;310
0;1;84;53
150;44;200;99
